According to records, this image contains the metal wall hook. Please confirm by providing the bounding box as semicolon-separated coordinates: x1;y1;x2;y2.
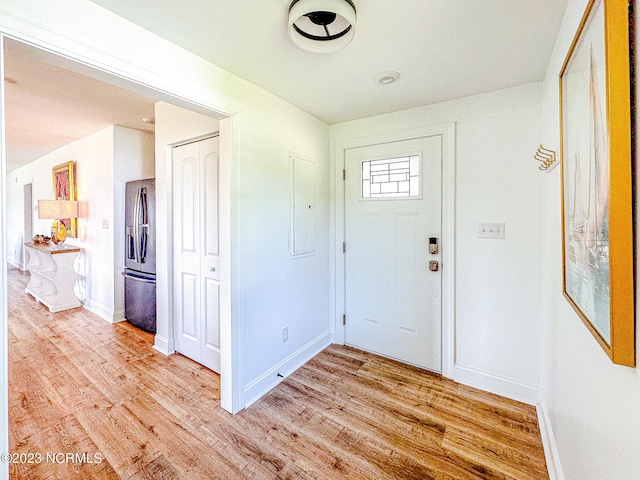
534;144;557;171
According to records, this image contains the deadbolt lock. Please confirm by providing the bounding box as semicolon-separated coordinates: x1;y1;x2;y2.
429;237;438;255
429;260;439;272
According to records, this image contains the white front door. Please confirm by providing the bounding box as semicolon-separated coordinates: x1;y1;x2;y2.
345;135;442;372
173;136;221;373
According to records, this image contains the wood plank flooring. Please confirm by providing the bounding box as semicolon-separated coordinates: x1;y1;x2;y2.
7;265;549;479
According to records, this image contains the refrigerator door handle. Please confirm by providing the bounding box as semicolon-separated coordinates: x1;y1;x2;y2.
141;187;148;224
140;187;148;263
140;228;148;263
126;227;135;260
133;186;142;264
122;271;156;284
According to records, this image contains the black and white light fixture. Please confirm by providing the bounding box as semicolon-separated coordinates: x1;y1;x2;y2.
288;0;357;53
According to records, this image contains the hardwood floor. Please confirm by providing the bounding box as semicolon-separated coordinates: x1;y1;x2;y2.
7;265;549;479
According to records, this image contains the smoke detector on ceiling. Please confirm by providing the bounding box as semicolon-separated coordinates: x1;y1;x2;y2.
288;0;357;53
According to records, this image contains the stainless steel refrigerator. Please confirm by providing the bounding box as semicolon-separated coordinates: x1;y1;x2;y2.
123;178;156;332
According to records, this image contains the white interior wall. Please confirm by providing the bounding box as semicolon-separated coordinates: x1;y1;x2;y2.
537;1;640;479
73;128;115;316
330;82;544;403
112;126;155;321
231;94;330;407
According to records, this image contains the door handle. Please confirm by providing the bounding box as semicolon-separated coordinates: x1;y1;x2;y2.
429;260;439;272
139;188;148;263
122;272;156;284
133;187;141;263
126;227;135;260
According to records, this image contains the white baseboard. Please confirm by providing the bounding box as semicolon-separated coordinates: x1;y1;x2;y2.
453;363;539;406
83;299;118;324
537;394;564;480
7;257;23;270
153;335;175;356
243;331;332;408
112;309;126;323
83;301;127;324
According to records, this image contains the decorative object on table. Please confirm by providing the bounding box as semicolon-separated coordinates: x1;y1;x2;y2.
38;199;79;245
32;234;51;244
51;161;77;238
559;0;634;366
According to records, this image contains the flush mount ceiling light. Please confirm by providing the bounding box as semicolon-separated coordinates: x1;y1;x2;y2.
288;0;357;53
375;71;400;85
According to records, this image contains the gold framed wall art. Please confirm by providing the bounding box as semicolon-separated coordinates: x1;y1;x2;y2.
560;0;634;366
52;161;77;238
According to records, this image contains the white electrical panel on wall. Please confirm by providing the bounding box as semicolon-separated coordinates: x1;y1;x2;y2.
290;154;316;257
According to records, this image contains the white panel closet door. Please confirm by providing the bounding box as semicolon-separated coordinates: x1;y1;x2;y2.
173;136;220;373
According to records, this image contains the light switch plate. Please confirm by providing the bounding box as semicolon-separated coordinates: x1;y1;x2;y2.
478;222;505;239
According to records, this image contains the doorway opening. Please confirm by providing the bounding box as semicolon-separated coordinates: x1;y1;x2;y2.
1;34;234;458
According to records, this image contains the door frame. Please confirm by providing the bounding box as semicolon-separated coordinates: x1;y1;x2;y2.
0;15;243;457
332;123;456;378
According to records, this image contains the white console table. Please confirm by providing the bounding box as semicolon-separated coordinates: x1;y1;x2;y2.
24;242;82;312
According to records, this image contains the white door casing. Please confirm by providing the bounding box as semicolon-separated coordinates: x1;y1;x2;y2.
173;136;221;372
345;136;443;372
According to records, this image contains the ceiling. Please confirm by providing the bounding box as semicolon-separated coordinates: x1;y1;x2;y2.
4;0;569;172
88;0;568;124
4;38;157;172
